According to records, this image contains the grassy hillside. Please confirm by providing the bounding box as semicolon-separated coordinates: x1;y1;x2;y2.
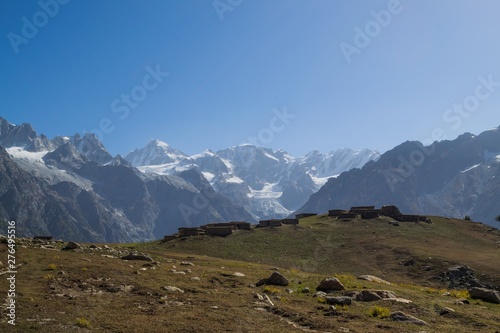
159;215;500;287
0;215;499;332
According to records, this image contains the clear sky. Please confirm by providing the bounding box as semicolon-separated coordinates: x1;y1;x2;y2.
1;0;500;157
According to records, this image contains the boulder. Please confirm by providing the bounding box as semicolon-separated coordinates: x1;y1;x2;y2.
325;296;352;306
316;278;345;292
390;311;428;326
121;254;153;262
62;241;82;250
357;275;391;285
469;287;500;304
256;272;289;286
439;265;484;289
354;290;397;302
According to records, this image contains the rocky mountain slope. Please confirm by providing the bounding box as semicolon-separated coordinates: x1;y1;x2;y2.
295;127;500;227
0;117;255;242
126;141;380;220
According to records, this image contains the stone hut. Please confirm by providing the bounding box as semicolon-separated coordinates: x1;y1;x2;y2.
349;206;375;214
178;227;205;237
205;226;233;237
282;218;299;225
328;209;345;217
295;213;318;219
337;212;359;219
230;221;252;230
258;220;270;227
162;235;178;242
361;210;381;219
381;205;401;217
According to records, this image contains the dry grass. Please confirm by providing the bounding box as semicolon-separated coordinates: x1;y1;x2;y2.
0;216;499;332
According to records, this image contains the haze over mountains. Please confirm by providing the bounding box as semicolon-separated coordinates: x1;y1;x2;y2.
0;117;379;242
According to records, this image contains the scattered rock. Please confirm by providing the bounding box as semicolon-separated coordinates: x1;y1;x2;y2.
314;291;327;298
190;277;200;282
383;297;412;304
301;287;310;293
389;221;400;226
316;277;345;293
254;293;264;301
233;272;245;277
121;254;153;262
89;244;98;249
285;288;294;294
358;275;391;285
469;287;500;304
256;272;289;286
62;241;82;251
351;290;397;302
439;265;485;289
440;307;456;315
390;311;428;326
455;298;470;305
181;261;195;266
162;286;184;293
325;296;352;306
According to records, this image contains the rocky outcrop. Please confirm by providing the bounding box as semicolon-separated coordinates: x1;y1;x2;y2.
256;272;289;287
316;278;345;292
469;287;500;304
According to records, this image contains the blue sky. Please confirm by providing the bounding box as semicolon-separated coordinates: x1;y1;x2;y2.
1;0;500;156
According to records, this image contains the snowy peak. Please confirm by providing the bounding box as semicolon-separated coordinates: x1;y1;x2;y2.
125;139;187;167
0;116;52;152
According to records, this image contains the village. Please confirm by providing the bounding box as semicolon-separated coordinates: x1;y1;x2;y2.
162;205;431;242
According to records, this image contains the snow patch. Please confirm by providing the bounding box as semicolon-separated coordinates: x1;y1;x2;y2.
6;147;48;162
461;164;481;173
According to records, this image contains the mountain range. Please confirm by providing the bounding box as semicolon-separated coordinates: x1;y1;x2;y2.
0;117;379;242
125;140;380;220
296;127;500;227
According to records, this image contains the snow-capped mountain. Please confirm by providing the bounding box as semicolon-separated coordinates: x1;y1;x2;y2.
126;139;187;166
295;127;500;228
0;117;255;242
125;140;381;220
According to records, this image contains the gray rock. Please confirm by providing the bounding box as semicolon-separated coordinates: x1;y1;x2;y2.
256;272;289;286
316;277;345;292
440;307;456;315
314;291;327;298
162;286;184;293
62;241;82;250
390;311;428;325
301;287;310;293
358;275;391;285
469;287;500;304
121;254;153;262
325;296;352;306
354;290;397;302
